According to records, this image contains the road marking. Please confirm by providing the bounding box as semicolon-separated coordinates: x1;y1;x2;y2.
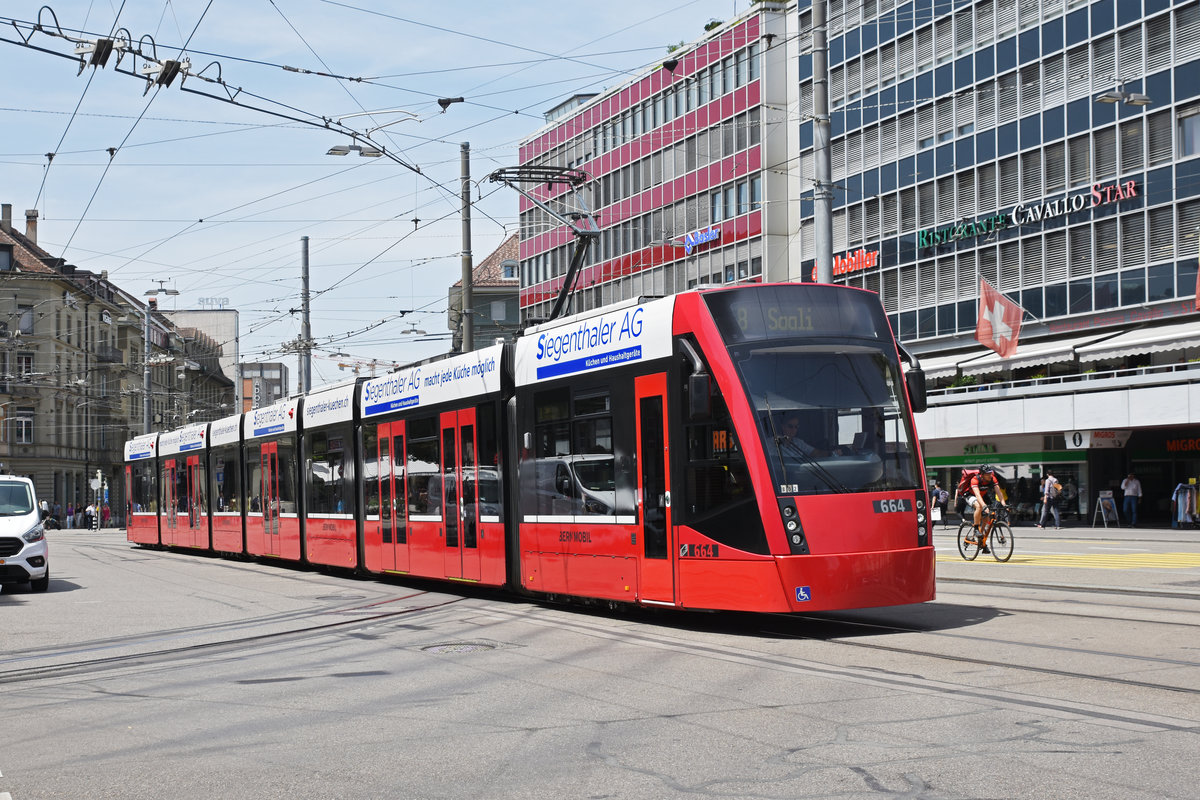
937;552;1200;569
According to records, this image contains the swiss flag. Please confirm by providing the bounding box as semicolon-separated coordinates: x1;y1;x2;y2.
975;279;1023;358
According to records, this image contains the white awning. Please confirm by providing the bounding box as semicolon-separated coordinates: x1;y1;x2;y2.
1075;317;1200;363
916;349;991;379
958;332;1115;377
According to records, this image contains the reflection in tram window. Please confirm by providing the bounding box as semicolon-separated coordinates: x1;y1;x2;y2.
130;461;158;513
307;427;352;514
407;416;439;515
211;446;241;512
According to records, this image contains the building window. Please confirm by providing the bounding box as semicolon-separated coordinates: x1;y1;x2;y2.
16;352;34;375
0;244;12;271
500;259;518;280
1179;105;1200;158
18;305;34;335
13;407;34;444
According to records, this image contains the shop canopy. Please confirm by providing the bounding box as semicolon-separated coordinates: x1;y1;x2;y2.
1075;318;1200;363
915;349;990;380
957;332;1117;377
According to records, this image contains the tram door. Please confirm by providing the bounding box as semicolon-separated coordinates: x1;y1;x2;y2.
375;422;409;572
163;460;178;540
440;408;480;581
259;442;281;555
635;373;674;604
187;454;205;548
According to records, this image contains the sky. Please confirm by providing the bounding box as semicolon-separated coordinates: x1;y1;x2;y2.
0;0;741;391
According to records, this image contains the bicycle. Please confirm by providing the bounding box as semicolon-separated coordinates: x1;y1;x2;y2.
956;502;1014;562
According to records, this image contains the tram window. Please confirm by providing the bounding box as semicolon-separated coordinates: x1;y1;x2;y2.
474;403;502;519
275;439;299;513
192;460;207;524
528;387;625;518
574;392;610;416
130;461;157;512
682;395;766;554
475;402;499;468
362;424;380;516
308;426;351;514
163;459;188;513
211;445;240;512
678;344;768;554
407;417;440;515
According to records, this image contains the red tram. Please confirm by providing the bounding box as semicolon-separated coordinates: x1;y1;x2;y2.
126;283;935;613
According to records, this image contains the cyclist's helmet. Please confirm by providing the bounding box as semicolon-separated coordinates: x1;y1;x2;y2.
979;464;994;474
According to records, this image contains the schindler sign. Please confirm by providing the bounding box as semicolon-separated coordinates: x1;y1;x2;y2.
918;179;1138;249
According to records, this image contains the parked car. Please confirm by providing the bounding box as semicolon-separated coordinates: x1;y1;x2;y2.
0;476;50;592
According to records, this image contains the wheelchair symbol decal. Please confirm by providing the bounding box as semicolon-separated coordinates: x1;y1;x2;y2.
795;586;811;602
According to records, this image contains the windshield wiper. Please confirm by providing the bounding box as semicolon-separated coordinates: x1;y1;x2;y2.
780;437;850;494
762;396;789;481
762;397;849;494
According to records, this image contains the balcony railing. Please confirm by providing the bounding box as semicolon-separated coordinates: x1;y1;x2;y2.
96;345;124;364
927;361;1200;403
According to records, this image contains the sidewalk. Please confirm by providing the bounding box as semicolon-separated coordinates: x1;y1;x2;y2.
933;514;1200;540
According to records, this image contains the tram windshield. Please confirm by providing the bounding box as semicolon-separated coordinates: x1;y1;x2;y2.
704;285;922;496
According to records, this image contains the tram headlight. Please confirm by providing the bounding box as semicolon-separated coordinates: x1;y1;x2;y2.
777;500;808;555
916;489;929;547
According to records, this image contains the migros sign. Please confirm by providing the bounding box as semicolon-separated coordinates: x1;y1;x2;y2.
918;179;1138;249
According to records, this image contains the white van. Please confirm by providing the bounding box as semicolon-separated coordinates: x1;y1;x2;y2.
0;476;50;592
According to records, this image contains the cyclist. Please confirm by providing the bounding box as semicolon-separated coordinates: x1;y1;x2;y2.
968;465;1008;552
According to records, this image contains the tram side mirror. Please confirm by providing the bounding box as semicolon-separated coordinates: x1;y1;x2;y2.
688;373;712;420
905;368;927;414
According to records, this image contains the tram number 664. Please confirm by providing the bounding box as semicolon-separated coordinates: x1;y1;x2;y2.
874;498;912;513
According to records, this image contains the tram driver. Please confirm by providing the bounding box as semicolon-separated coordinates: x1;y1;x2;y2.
780;413;846;459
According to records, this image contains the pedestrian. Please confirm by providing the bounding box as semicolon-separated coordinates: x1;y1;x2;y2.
65;502;74;529
53;500;62;527
1120;472;1143;526
101;503;111;528
931;481;950;526
1036;472;1062;529
85;502;96;531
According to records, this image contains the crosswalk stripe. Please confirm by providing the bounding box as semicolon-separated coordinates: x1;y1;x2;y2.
936;552;1200;569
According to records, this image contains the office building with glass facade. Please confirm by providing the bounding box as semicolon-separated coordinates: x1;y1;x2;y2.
797;0;1200;522
516;4;795;321
519;0;1200;523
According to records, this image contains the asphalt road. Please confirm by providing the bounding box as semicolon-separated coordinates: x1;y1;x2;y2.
2;526;1198;800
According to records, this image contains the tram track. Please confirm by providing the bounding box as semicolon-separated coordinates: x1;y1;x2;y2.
467;602;1200;733
0;594;466;686
758;612;1200;695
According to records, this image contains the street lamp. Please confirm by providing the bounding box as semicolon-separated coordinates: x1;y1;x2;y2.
143;287;178;434
1094;80;1153;106
326;143;383;157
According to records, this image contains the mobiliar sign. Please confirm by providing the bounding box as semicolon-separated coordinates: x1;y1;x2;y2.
918;179;1139;249
812;248;878;282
